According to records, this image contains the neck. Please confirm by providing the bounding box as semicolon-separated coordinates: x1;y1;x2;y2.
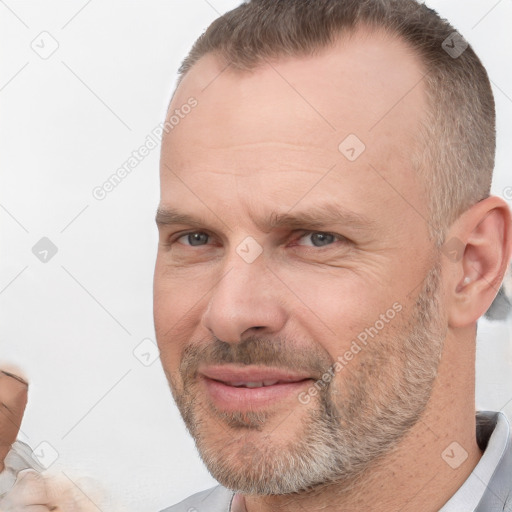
243;331;482;512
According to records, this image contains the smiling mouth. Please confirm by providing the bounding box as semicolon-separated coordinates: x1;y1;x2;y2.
198;364;313;387
229;380;297;388
197;364;314;411
217;378;311;388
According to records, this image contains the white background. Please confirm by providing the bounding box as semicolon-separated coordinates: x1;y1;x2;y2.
1;1;511;511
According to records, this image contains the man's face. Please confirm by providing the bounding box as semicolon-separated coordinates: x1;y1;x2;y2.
154;29;447;493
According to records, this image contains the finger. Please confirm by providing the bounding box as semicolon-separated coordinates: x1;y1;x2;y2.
41;475;72;505
0;507;54;512
0;367;28;473
11;506;54;512
5;469;50;507
45;475;89;512
45;474;107;512
22;472;86;511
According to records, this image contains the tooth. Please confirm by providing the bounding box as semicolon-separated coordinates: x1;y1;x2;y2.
245;382;263;388
228;381;278;388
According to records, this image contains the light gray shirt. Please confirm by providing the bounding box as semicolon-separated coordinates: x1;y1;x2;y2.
162;411;512;512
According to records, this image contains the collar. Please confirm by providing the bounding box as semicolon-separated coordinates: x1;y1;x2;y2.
230;411;509;512
441;410;510;511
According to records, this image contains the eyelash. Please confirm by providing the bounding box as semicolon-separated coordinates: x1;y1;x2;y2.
291;230;347;248
170;230;348;249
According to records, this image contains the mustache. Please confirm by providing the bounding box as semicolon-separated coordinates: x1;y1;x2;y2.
179;335;333;381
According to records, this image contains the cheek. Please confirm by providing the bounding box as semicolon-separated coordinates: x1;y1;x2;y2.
153;269;185;368
287;269;399;356
154;258;201;327
153;260;213;370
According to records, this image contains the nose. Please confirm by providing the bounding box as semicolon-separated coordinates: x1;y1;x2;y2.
201;254;288;344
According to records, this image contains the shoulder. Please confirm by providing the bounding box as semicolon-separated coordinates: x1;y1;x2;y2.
159;485;234;512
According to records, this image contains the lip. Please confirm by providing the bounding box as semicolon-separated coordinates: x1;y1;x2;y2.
199;364;313;384
198;364;314;411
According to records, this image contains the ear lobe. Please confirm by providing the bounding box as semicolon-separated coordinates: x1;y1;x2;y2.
446;196;512;329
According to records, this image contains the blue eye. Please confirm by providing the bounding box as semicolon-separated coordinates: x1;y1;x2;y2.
173;230;345;250
297;232;338;247
178;232;210;246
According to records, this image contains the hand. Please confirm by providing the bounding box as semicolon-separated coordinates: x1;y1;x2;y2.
0;469;50;511
0;469;107;512
0;367;28;474
0;368;112;512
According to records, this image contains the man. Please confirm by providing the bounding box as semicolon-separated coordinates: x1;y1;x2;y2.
154;0;512;511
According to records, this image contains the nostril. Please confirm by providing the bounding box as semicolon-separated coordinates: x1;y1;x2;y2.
241;326;264;337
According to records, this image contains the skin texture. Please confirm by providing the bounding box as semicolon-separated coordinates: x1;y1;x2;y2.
154;28;512;511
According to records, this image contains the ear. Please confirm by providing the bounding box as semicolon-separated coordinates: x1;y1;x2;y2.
443;196;512;328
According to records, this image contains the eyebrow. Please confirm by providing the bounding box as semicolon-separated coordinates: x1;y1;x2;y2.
156;203;375;232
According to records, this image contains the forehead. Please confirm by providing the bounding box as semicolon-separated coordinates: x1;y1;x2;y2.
170;29;425;136
160;28;429;230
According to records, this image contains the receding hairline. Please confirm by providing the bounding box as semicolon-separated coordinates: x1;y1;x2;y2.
175;21;427;92
169;21;430;148
166;0;495;247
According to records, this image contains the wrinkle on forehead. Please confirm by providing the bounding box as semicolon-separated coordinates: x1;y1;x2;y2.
160;26;429;237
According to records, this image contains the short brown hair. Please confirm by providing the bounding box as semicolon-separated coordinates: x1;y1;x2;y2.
176;0;495;246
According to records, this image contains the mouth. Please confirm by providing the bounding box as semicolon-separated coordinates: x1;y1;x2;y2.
226;380;296;388
198;364;314;411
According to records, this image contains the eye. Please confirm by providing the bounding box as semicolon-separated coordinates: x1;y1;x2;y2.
176;231;211;246
295;231;344;248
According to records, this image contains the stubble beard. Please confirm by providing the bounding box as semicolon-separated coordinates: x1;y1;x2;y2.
167;260;446;495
